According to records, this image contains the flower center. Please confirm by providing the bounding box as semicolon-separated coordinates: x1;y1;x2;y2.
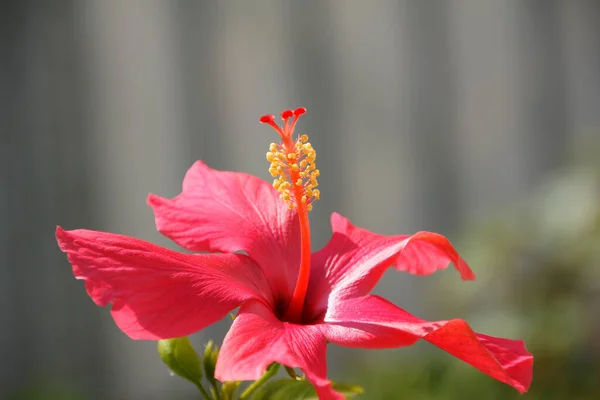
260;107;319;323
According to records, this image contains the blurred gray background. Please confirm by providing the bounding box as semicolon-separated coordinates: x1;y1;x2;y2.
1;1;599;399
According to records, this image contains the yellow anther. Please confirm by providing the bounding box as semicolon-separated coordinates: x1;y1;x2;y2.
265;132;319;211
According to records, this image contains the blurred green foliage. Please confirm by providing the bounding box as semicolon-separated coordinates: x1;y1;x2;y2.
9;383;86;400
350;144;600;399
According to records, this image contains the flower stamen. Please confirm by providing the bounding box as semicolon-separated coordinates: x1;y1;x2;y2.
261;107;316;322
263;108;319;211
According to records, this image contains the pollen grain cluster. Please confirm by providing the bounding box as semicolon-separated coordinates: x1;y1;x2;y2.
266;135;320;211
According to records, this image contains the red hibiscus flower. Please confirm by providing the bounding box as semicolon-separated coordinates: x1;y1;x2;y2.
56;108;533;399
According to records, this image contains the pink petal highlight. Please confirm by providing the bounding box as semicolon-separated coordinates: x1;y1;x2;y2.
394;230;474;279
56;227;272;340
306;213;474;317
148;161;300;301
215;301;344;400
324;295;533;393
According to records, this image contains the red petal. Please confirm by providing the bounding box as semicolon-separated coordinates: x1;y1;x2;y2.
215;301;344;400
323;295;533;393
56;227;272;339
306;213;474;316
148;161;300;301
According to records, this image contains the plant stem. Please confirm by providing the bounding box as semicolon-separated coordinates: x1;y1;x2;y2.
195;382;212;400
284;366;298;380
211;381;222;400
239;363;281;400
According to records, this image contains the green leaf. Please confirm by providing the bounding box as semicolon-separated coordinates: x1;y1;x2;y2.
252;379;312;400
253;378;364;400
157;337;202;385
329;382;365;398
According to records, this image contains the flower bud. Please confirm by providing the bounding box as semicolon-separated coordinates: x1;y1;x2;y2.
203;340;220;386
157;337;202;385
222;380;241;400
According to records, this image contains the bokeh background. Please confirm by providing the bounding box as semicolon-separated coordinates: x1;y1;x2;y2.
2;1;600;399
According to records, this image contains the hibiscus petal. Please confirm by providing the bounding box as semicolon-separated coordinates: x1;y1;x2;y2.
56;227;272;340
323;295;533;393
306;213;474;316
215;300;344;400
147;161;300;300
